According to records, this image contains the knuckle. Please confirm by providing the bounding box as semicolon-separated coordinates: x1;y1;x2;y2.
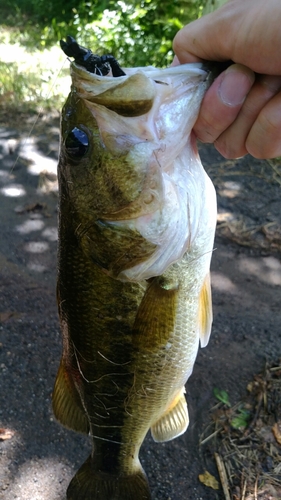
194;114;226;144
246;104;281;158
214;137;246;159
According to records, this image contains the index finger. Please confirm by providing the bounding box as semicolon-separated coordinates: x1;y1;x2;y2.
173;11;233;64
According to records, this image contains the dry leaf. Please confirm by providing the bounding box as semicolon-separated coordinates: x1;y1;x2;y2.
0;312;14;322
0;311;22;323
272;422;281;445
0;428;15;440
198;470;219;490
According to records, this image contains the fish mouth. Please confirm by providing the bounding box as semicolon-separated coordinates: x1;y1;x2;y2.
70;62;210;117
67;62;213;281
71;61;209;82
70;62;211;227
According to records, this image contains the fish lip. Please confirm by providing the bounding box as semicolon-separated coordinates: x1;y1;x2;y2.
69;62;211;119
70;61;209;82
69;61;211;121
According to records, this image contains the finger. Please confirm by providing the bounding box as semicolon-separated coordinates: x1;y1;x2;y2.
246;91;281;158
173;11;231;64
193;64;255;143
214;75;281;158
173;2;281;74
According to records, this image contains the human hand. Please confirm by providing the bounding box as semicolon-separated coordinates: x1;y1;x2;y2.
173;0;281;159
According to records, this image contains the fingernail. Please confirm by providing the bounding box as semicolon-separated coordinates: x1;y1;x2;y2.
218;64;255;107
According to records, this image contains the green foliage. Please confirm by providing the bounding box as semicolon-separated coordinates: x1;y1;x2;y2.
0;54;67;112
213;388;231;407
0;0;209;67
0;0;215;112
77;1;184;67
0;61;41;108
202;0;228;15
231;406;251;430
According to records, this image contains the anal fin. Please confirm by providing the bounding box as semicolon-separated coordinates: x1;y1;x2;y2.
198;271;213;348
151;388;189;443
52;358;89;434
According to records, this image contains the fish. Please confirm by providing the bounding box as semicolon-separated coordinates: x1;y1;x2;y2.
53;39;217;500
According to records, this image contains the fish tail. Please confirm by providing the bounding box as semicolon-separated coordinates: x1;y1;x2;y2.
67;455;151;500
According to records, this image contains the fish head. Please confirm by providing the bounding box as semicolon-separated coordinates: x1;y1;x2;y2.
58;62;214;280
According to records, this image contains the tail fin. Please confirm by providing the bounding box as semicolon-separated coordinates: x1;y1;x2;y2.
67;455;151;500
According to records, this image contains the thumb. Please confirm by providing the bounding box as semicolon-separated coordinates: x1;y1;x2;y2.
193;64;255;144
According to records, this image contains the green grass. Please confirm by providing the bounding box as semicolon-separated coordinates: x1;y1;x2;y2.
0;29;70;113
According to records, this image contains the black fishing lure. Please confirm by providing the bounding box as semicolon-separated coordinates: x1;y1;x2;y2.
60;36;126;77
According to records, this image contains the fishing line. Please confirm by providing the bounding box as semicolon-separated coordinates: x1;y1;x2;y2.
188;247;217;265
10;55;69;174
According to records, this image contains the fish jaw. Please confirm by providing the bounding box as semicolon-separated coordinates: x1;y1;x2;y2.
59;63;215;281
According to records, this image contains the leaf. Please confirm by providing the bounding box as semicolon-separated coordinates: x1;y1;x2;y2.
202;0;229;16
0;311;22;323
231;407;250;429
0;312;15;322
198;470;219;490
231;416;247;429
213;388;231;407
272;422;281;445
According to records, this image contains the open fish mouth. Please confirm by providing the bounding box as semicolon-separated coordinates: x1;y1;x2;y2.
63;59;212;280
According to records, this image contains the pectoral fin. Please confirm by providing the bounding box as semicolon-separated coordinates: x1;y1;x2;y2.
52;358;89;434
151;388;189;442
132;276;178;350
198;272;213;348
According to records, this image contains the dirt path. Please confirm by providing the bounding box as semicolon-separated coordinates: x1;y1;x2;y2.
0;114;280;500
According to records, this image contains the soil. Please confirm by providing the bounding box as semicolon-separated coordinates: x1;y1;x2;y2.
0;110;280;500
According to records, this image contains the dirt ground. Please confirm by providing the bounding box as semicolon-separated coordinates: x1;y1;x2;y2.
0;110;280;500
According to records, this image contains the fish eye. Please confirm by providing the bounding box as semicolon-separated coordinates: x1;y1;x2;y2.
65;127;89;158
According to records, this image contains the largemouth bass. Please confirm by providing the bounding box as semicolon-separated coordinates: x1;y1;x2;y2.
53;39;217;500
